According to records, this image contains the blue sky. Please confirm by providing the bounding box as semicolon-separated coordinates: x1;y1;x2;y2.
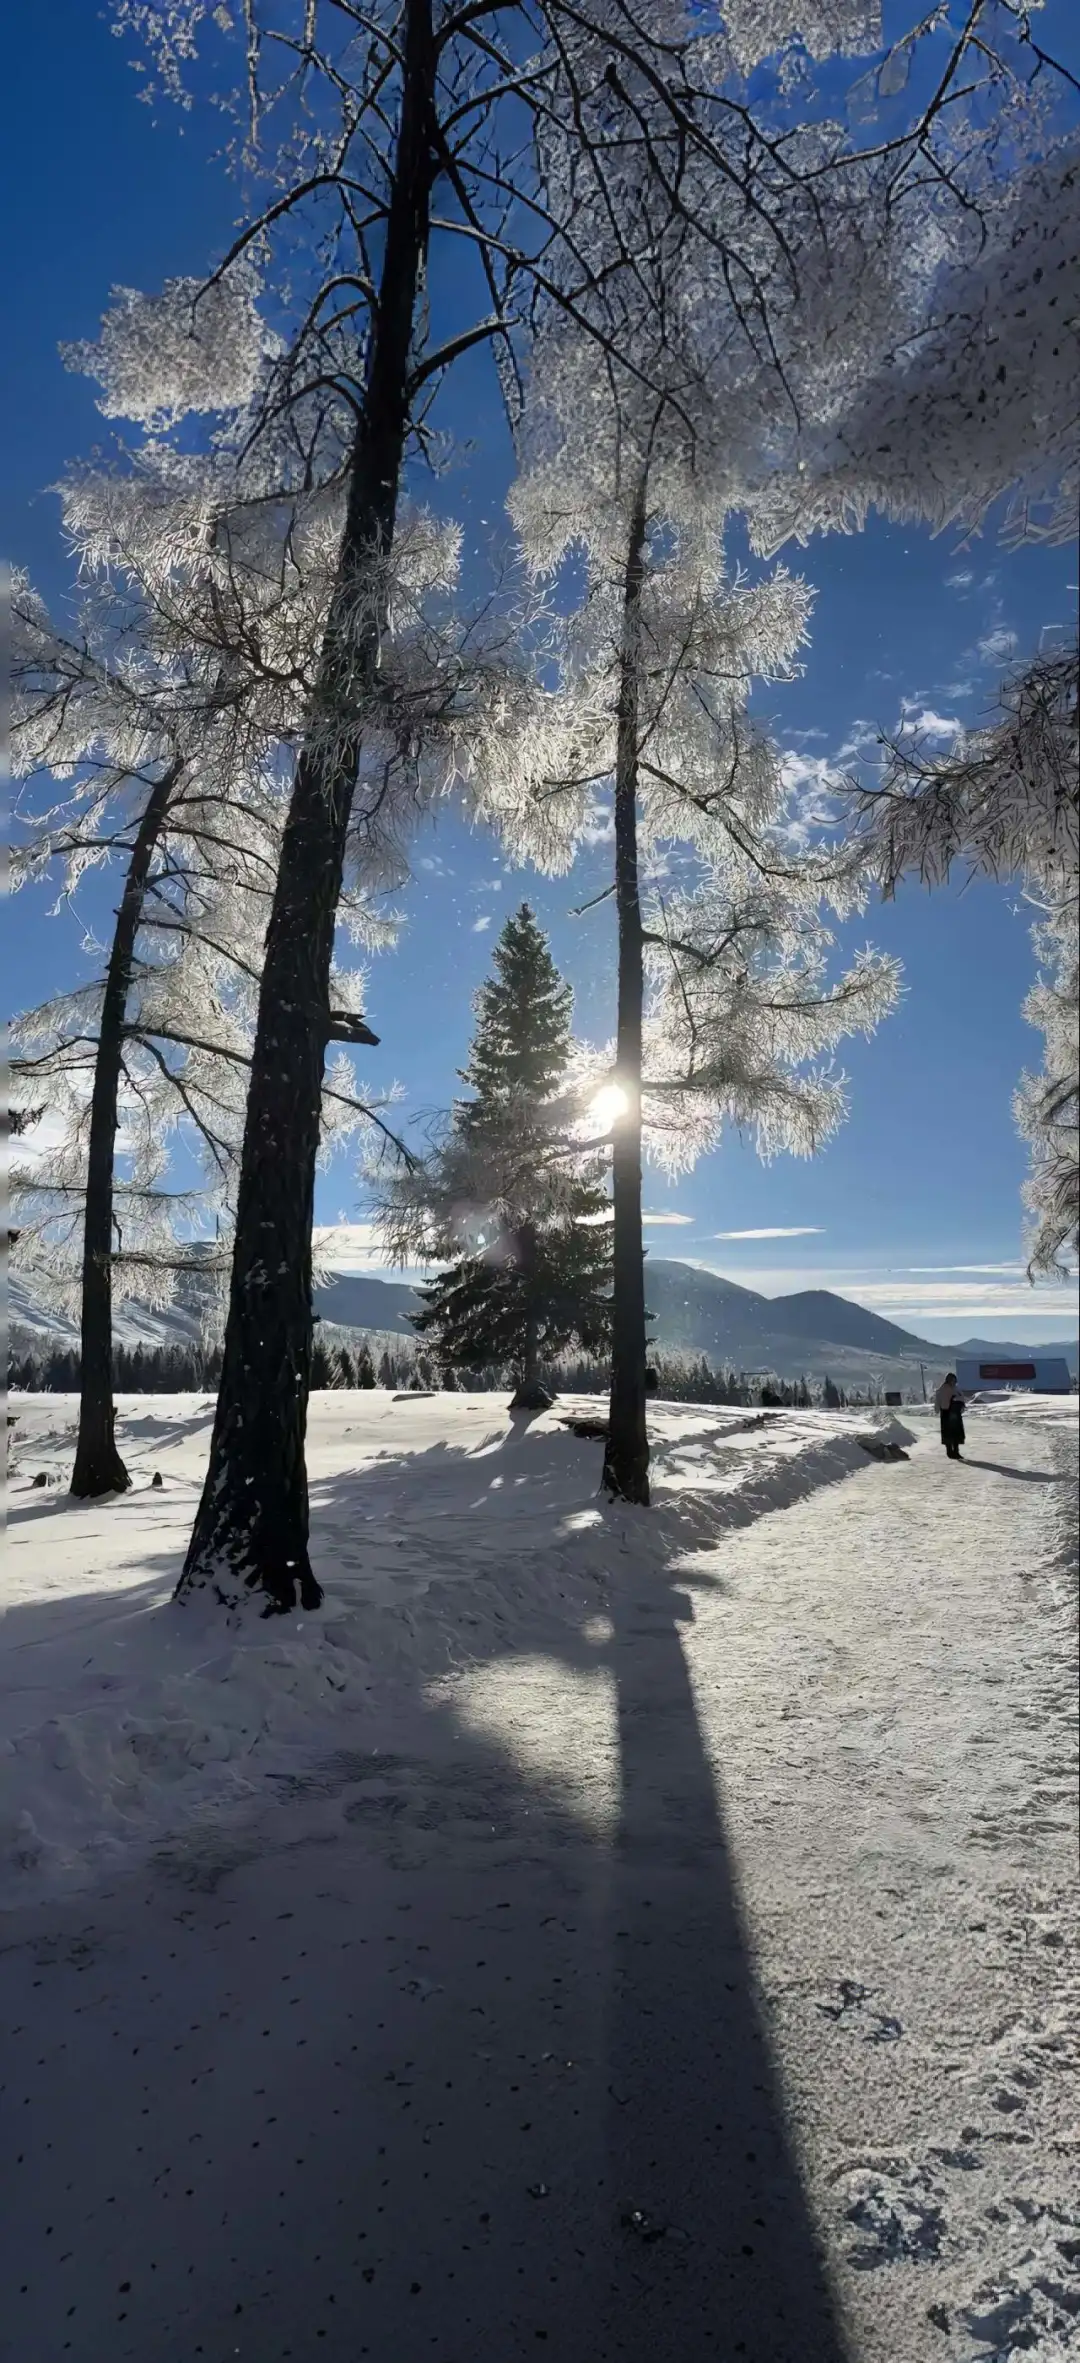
4;1;1077;1347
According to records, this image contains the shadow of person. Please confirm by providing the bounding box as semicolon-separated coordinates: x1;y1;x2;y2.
959;1459;1061;1483
598;1560;847;2362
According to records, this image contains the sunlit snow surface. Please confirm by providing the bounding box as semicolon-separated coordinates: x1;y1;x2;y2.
2;1388;1077;2362
3;1391;903;1894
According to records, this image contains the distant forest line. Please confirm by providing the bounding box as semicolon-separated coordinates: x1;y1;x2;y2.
9;1333;901;1409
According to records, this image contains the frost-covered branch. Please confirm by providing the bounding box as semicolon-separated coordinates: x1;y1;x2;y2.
858;643;1078;1278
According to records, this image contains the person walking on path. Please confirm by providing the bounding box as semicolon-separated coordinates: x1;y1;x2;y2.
935;1372;966;1459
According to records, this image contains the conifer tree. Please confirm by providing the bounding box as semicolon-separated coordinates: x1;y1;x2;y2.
393;908;612;1407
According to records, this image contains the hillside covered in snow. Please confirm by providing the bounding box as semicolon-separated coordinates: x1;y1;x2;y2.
10;1258;1077;1391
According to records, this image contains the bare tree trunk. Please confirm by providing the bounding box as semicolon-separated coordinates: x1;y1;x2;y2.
603;480;650;1506
70;760;182;1498
179;0;436;1612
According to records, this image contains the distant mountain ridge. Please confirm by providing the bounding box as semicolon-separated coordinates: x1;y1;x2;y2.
952;1334;1079;1361
640;1265;1076;1382
756;1288;931;1358
10;1256;1076;1386
640;1262;934;1385
311;1270;421;1337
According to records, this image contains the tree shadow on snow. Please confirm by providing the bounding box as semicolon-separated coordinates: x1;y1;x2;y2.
309;1410;849;2359
598;1563;845;2360
1;1404;850;2363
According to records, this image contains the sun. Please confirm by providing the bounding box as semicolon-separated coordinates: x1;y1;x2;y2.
589;1083;629;1132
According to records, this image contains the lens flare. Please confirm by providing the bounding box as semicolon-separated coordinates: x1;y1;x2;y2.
589;1083;629;1132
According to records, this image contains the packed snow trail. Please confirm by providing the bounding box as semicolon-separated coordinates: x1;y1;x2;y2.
1;1395;1076;2362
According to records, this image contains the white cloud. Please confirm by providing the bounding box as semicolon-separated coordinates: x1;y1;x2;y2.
945;568;973;589
777;754;846;852
903;1263;1027;1276
830;719;879;767
471;915;492;933
976;625;1018;666
780;752;838;792
642;1210;694;1227
898;703;961;742
8;1107;71;1174
778;754;846;842
842;1281;1078;1327
312;1220;389;1267
712;1226;825;1239
582;792;615;847
14;1096;170;1176
312;1220;433;1281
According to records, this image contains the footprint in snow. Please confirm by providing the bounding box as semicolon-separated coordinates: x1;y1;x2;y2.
815;1981;903;2041
815;1978;872;2020
954;2208;1080;2355
839;2163;946;2270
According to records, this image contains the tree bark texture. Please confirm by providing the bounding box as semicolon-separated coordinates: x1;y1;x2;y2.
179;0;437;1612
602;481;651;1507
70;760;182;1499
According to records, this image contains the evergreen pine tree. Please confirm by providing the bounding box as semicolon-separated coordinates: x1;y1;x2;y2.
405;907;612;1406
355;1342;377;1389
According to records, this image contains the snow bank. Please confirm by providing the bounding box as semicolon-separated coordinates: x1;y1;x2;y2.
4;1390;901;1906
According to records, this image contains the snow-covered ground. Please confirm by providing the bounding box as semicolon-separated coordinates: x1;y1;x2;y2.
3;1391;908;1902
2;1389;1077;2362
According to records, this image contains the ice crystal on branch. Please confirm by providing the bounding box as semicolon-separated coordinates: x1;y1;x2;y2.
749;150;1080;554
1015;883;1078;1279
63;267;274;426
862;644;1078;1278
721;0;882;72
641;881;900;1175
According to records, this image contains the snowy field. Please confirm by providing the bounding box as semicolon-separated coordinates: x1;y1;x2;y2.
2;1388;1077;2362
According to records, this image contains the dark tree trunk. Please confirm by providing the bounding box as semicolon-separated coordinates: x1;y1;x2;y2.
510;1230;551;1408
521;1307;541;1391
602;480;650;1507
179;0;437;1613
70;760;182;1499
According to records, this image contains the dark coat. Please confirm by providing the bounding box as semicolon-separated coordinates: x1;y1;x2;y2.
939;1400;966;1448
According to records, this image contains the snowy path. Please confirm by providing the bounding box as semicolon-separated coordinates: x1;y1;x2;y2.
1;1396;1077;2362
